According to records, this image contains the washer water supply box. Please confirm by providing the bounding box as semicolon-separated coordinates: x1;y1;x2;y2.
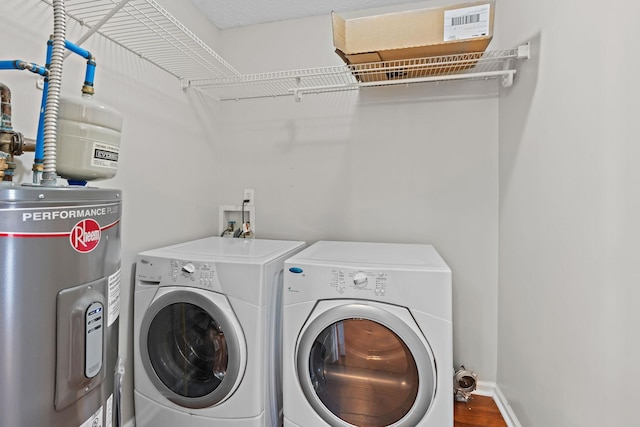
56;94;123;181
332;0;495;82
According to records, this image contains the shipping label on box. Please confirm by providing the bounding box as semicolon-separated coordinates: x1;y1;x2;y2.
444;3;492;41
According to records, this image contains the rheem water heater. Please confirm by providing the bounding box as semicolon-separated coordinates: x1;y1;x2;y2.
0;185;121;427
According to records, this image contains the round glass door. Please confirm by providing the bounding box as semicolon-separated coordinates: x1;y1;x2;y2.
148;302;227;398
140;289;244;409
297;303;435;427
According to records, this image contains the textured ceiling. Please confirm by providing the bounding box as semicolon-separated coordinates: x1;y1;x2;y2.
188;0;420;29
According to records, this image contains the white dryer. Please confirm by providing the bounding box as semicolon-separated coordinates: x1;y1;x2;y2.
282;241;453;427
133;237;305;427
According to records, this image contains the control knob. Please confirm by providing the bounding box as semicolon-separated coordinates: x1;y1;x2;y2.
353;272;368;287
182;263;196;274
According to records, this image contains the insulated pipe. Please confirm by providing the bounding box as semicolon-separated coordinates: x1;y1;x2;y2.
42;0;66;186
34;39;54;184
64;40;96;95
0;61;48;76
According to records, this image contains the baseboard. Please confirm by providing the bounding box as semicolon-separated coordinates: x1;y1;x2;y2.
473;381;522;427
473;379;496;397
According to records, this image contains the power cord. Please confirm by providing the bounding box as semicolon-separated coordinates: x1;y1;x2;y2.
232;199;251;238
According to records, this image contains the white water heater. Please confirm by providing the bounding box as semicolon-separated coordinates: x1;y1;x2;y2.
56;95;123;181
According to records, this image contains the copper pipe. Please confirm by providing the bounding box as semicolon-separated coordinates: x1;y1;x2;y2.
0;83;34;181
1;82;13;130
21;137;36;152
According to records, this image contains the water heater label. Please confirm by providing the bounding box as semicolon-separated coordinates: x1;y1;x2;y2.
92;142;119;169
108;268;121;327
79;405;103;427
70;218;101;253
106;394;113;427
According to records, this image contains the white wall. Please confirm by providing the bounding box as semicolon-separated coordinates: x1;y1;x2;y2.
219;14;501;383
498;0;640;425
1;0;222;423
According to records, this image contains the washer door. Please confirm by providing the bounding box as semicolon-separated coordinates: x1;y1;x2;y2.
139;287;246;409
296;301;436;427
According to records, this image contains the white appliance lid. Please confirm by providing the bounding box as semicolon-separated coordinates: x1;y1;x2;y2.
288;241;450;271
139;236;304;263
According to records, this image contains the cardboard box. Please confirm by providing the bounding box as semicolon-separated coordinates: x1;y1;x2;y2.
332;0;495;82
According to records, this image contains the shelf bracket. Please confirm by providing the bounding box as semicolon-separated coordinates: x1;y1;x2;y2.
501;57;515;87
294;77;302;102
501;43;529;87
501;71;514;87
517;42;531;60
64;0;131;59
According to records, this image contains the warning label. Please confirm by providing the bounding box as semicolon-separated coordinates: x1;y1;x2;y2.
91;142;119;169
79;406;103;427
108;269;121;327
106;394;113;427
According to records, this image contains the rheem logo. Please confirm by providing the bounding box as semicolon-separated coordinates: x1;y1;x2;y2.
70;219;101;253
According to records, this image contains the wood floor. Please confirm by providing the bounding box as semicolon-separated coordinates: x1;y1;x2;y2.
454;395;507;427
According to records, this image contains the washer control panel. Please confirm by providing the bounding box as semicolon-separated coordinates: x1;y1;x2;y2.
170;259;220;289
330;269;389;296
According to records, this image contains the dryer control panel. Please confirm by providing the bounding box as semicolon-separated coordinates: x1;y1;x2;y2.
330;269;389;296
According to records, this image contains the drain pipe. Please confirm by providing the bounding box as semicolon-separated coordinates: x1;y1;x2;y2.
41;0;67;186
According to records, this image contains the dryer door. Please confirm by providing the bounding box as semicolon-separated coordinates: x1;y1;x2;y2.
296;301;436;427
139;287;246;409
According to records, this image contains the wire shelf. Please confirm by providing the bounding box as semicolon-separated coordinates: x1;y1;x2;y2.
191;46;528;101
188;65;359;101
40;0;240;80
40;1;528;100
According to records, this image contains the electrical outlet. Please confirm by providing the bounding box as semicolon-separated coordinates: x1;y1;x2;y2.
243;188;254;205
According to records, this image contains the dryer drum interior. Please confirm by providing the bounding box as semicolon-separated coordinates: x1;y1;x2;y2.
310;318;419;427
297;304;436;427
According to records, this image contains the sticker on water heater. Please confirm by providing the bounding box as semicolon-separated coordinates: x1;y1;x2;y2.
69;218;101;253
79;405;103;427
108;269;121;327
91;142;119;169
106;394;113;427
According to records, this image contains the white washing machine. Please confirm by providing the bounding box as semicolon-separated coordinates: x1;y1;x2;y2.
133;237;305;427
282;241;453;427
